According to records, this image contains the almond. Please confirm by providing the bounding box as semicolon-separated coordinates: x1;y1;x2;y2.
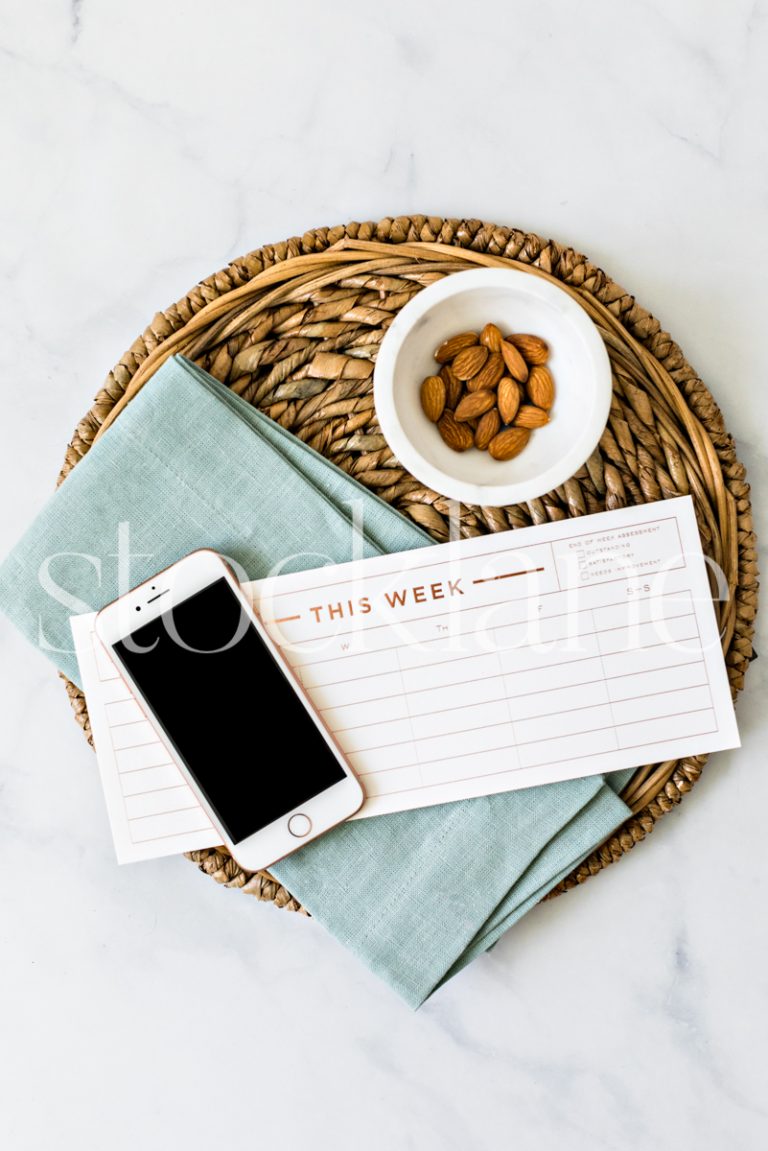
428;323;552;464
437;410;474;452
474;407;501;450
497;376;521;425
500;339;529;383
439;364;463;409
514;404;549;429
467;351;504;392
420;375;446;422
434;332;478;364
508;334;549;365
454;389;496;422
526;364;555;410
479;322;503;353
488;427;531;461
452;344;489;380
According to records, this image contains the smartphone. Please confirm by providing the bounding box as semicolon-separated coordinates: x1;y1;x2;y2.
95;548;364;870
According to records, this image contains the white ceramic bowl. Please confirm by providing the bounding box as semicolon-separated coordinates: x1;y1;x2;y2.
373;268;612;506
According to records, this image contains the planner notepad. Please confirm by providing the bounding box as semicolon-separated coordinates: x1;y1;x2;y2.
71;496;739;863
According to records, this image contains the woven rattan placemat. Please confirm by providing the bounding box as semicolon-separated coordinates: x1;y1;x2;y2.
59;216;758;914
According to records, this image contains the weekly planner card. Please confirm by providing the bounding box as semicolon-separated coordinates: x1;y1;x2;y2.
72;496;739;862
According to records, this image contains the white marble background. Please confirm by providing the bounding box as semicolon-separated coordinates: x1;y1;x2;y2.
1;1;766;1148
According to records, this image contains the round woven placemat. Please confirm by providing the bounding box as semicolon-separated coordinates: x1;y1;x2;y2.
60;216;757;914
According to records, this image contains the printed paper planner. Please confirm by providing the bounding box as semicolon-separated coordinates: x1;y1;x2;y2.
71;496;739;862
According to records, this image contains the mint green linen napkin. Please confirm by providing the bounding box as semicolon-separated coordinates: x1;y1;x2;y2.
0;355;632;1007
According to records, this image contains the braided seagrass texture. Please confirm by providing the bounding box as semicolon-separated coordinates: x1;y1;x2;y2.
60;216;757;913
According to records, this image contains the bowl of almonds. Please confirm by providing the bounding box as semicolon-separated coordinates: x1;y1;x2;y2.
373;268;612;506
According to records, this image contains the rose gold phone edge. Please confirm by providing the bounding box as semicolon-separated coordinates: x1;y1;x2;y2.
95;548;365;871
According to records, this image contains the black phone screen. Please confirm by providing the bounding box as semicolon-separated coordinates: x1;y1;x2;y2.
112;577;347;843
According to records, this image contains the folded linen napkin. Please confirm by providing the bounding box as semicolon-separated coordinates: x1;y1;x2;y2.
0;356;632;1006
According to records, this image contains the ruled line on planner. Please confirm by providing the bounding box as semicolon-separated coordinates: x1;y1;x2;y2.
687;601;717;715
313;641;559;688
110;738;164;752
346;690;714;757
353;718;515;757
550;541;563;592
331;659;707;734
317;638;702;710
472;566;545;584
358;707;717;775
303;609;697;688
368;728;720;796
592;605;621;748
116;759;176;774
128;804;200;821
122;783;195;797
131;825;214;845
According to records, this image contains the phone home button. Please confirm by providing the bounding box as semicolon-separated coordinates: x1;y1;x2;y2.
287;813;312;838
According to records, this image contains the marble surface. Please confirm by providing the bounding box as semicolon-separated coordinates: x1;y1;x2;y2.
1;1;767;1148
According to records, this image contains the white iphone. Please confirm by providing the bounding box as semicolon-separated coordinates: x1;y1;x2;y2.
95;548;364;870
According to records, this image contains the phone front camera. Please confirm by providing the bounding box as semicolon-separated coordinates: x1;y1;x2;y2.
135;605;141;612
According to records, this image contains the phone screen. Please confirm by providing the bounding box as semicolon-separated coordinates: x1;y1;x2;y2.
111;577;347;843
